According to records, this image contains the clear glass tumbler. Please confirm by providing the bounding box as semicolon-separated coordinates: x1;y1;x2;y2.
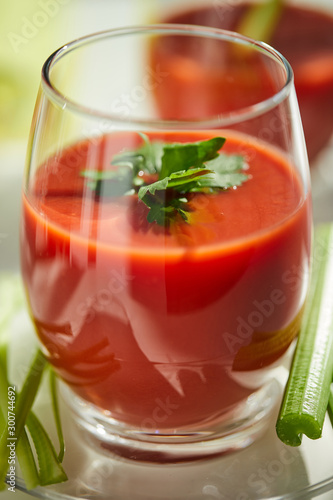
20;25;312;461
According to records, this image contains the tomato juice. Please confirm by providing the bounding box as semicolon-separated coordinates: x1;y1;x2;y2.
21;131;311;430
154;2;333;161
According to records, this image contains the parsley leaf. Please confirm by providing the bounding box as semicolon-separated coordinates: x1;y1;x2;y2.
160;137;225;178
81;167;134;197
144;195;190;226
186;154;248;192
138;168;213;226
139;168;212;199
81;134;248;226
112;133;164;175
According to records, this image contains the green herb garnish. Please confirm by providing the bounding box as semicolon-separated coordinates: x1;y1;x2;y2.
82;134;248;226
276;224;333;446
0;276;67;491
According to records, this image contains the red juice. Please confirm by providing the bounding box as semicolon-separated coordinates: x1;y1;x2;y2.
21;131;311;430
154;3;333;161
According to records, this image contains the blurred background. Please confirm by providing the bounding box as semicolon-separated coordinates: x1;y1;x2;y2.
1;0;333;271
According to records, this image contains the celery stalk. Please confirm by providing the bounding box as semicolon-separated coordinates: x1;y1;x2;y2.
276;224;333;446
12;350;48;441
328;384;333;428
0;275;68;490
0;349;47;489
237;0;284;44
26;411;67;486
16;429;40;491
50;369;65;463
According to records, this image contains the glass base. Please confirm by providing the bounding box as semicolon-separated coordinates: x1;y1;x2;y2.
61;379;281;463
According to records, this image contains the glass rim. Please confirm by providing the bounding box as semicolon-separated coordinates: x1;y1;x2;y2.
41;24;294;128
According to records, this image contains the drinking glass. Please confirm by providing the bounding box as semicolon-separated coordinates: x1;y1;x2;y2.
20;25;312;461
156;1;333;163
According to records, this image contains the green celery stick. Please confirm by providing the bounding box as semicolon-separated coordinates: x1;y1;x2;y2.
276;224;333;446
0;376;39;491
16;429;40;491
0;275;68;490
12;350;47;441
237;0;285;44
26;411;67;486
0;349;47;488
50;369;65;463
328;384;333;428
0;276;39;491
